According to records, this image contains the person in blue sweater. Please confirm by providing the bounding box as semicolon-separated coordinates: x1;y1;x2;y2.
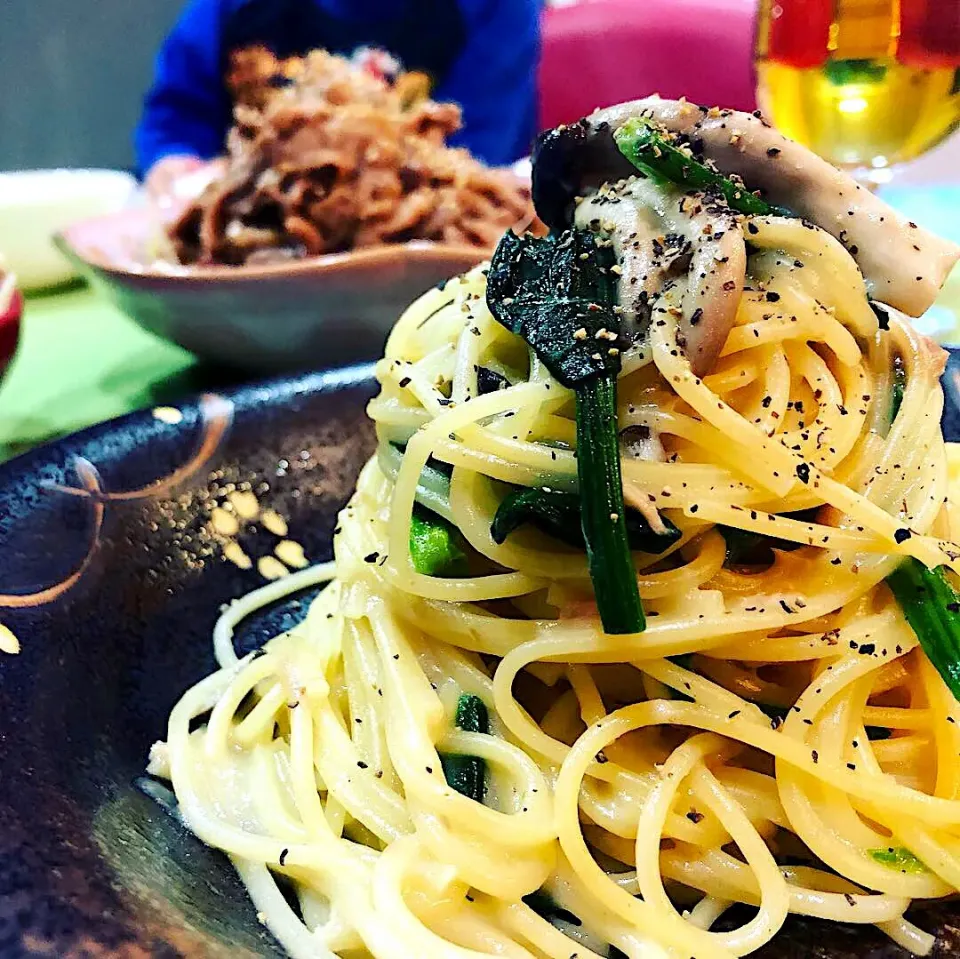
137;0;541;200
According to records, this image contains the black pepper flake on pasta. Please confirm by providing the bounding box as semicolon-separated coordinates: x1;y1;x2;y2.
595;751;609;764
747;221;759;235
765;291;780;302
686;810;705;823
779;599;794;614
859;643;876;656
357;761;368;769
425;766;433;774
844;893;856;907
811;750;819;764
894;528;912;544
847;762;856;770
279;848;289;866
761;395;772;408
830;557;842;565
795;463;810;484
728;710;741;719
363;551;380;563
766;146;781;157
398;376;411;388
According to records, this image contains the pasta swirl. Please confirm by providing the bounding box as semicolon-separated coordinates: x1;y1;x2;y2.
155;211;960;957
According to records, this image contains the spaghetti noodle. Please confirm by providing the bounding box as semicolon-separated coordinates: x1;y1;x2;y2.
153;100;960;958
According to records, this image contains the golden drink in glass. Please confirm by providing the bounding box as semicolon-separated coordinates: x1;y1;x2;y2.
755;0;960;174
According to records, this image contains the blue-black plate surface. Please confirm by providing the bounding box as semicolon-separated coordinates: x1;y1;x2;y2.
1;358;960;957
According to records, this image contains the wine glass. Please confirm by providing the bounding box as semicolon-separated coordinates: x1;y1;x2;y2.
754;0;960;185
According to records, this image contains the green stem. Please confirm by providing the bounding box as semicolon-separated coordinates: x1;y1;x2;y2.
575;375;645;634
868;846;927;873
890;353;906;423
409;508;467;576
439;694;488;803
613;118;791;218
886;559;960;702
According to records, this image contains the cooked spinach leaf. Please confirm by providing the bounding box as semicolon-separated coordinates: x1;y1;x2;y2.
491;486;680;555
487;228;643;634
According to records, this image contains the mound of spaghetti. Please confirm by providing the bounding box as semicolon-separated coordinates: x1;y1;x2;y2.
169;48;532;266
151;98;960;959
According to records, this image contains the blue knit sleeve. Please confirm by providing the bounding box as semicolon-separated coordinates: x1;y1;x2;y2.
134;0;232;176
435;0;541;166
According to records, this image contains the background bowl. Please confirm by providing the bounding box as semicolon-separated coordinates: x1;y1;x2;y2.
56;207;487;372
0;169;137;291
2;361;960;956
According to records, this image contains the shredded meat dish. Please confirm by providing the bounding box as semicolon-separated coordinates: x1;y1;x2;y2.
170;48;534;266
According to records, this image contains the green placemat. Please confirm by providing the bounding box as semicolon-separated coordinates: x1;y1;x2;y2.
0;285;198;462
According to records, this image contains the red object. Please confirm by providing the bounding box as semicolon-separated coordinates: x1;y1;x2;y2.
0;287;22;376
764;0;832;68
538;0;758;132
899;0;960;69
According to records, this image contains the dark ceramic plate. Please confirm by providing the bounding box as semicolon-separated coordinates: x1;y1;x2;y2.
2;361;960;958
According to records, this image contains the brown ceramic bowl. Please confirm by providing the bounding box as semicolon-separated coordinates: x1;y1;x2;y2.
55;207;487;372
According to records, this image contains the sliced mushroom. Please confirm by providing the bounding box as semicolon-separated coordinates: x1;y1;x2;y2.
536;97;960;317
574;176;746;376
532;121;635;230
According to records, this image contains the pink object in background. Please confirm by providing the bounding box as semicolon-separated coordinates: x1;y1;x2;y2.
0;287;22;376
538;0;759;130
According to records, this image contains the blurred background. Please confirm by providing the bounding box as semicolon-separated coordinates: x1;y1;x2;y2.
1;1;182;171
0;0;759;172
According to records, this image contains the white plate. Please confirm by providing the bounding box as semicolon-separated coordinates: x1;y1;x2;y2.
0;169;137;291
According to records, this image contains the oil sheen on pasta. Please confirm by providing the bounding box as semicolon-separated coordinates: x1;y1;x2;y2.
155;220;960;956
